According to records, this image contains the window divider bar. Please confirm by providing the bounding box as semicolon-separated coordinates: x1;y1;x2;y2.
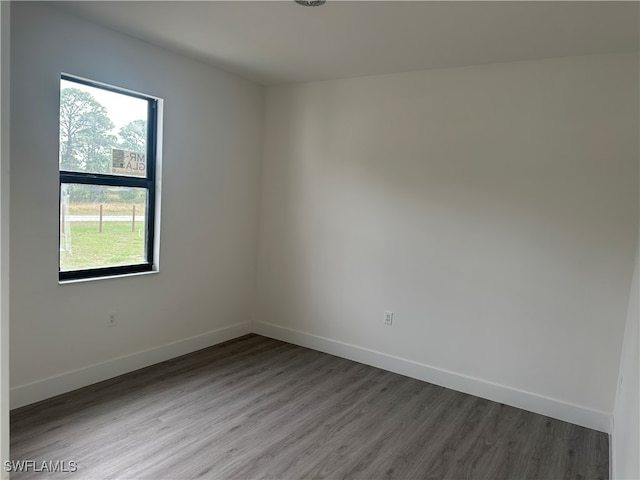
60;171;151;189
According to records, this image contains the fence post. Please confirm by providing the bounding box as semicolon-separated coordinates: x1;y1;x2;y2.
99;204;103;233
132;205;136;232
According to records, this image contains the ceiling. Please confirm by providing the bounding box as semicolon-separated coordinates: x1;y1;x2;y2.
54;1;639;86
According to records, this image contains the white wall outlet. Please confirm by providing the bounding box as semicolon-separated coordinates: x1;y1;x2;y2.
107;312;117;327
384;310;393;325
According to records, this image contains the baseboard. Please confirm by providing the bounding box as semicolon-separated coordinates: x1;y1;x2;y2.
610;415;616;480
11;322;252;409
254;321;612;433
11;320;613;433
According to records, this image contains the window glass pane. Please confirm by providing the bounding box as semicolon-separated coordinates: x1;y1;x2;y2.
59;79;148;177
60;184;148;272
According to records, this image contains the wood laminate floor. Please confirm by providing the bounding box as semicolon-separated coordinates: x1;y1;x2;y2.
11;334;608;480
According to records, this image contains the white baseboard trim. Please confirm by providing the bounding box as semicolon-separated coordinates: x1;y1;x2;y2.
11;322;252;409
254;321;612;433
610;415;616;480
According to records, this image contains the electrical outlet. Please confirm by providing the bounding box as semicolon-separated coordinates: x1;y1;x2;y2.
384;310;393;325
107;312;117;327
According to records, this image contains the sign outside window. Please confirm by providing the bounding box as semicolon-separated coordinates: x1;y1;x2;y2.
112;149;146;177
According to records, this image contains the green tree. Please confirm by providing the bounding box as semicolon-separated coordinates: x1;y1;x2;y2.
118;119;146;153
116;119;147;203
59;88;116;174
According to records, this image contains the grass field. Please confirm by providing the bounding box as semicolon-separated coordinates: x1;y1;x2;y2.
60;221;146;271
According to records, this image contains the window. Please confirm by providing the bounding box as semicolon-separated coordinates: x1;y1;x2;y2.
59;75;158;281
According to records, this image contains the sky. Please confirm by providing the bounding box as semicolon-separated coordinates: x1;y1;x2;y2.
60;78;147;136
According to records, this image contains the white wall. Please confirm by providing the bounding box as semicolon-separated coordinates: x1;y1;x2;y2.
0;1;9;476
256;53;639;431
10;3;264;406
612;210;640;476
8;0;639;448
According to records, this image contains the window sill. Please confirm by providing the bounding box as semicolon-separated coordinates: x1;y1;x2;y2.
58;268;159;285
